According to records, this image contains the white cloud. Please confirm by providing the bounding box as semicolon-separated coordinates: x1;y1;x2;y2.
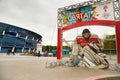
0;0;115;45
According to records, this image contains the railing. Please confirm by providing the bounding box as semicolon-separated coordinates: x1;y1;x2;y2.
103;49;116;54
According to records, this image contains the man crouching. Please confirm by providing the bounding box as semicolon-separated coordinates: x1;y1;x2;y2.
63;29;109;69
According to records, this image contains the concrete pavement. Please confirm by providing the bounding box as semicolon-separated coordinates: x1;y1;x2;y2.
0;53;120;80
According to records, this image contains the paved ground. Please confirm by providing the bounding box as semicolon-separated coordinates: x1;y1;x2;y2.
0;53;120;80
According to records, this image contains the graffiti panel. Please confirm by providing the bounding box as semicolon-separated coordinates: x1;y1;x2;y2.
61;1;114;27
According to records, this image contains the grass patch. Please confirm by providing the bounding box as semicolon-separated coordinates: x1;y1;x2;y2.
62;54;71;57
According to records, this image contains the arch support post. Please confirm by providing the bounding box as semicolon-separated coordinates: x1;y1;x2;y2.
115;21;120;64
57;28;62;60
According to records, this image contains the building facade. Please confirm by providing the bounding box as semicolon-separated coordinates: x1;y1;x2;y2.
0;22;42;53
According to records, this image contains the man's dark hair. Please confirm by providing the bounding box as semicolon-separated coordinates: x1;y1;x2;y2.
82;29;91;40
82;29;91;35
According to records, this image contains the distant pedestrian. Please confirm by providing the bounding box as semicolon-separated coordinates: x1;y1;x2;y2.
7;49;11;55
12;48;16;55
38;51;41;57
44;50;49;56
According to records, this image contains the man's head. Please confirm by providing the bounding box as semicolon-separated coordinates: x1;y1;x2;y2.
82;29;91;40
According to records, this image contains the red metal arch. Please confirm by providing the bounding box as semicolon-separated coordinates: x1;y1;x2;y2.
57;20;120;64
62;20;115;31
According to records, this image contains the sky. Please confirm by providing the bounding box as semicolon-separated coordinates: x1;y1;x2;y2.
0;0;115;46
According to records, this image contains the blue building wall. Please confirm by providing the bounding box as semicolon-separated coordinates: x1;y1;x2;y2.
0;22;42;53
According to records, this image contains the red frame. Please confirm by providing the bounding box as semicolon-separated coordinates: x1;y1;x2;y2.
57;20;120;64
57;28;62;59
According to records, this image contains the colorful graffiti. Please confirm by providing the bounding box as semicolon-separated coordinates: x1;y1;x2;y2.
62;5;99;26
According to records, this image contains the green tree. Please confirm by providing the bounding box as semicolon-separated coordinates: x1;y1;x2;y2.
42;45;57;52
103;34;116;49
62;46;71;51
103;34;116;54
